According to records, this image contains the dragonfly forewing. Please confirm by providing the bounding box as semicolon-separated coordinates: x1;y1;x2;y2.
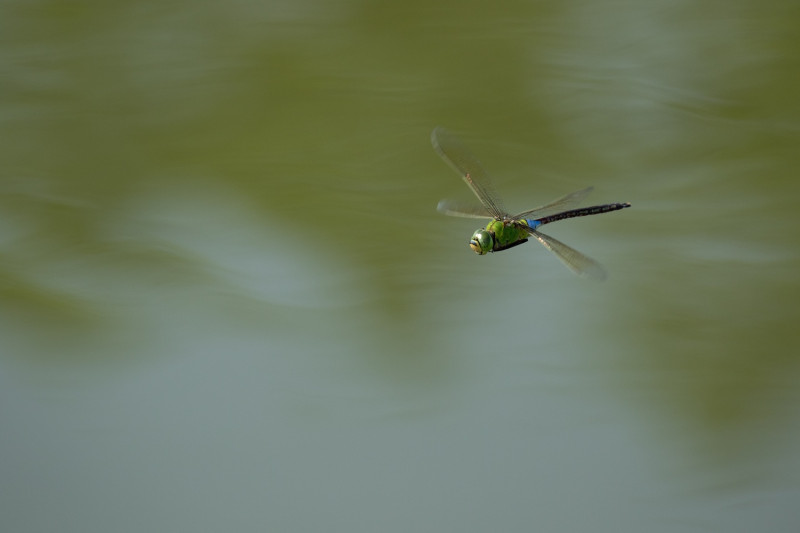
436;200;493;219
431;127;508;220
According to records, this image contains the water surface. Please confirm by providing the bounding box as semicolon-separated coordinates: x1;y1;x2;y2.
1;1;799;531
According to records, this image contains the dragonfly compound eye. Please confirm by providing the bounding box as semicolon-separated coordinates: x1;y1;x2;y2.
469;229;492;255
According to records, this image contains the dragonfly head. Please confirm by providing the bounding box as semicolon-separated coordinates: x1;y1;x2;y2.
469;229;493;255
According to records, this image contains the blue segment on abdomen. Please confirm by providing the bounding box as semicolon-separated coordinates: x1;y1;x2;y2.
525;219;542;229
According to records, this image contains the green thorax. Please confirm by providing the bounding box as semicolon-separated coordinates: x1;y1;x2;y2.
470;219;530;254
487;219;529;250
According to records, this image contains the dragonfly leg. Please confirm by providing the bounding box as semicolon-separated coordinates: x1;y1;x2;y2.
493;239;528;252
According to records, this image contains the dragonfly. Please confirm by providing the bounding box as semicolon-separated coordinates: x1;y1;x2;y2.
432;127;630;280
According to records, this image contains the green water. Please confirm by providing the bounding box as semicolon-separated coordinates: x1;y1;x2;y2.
2;1;799;531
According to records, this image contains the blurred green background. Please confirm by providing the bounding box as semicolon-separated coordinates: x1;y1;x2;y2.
1;0;799;531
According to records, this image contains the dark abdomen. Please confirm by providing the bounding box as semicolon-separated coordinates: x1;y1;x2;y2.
535;203;630;226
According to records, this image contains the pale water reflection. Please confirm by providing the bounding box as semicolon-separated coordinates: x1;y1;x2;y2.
1;1;799;532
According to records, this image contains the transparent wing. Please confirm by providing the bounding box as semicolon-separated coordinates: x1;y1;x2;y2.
432;127;508;220
510;187;594;221
436;199;492;219
522;226;607;281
